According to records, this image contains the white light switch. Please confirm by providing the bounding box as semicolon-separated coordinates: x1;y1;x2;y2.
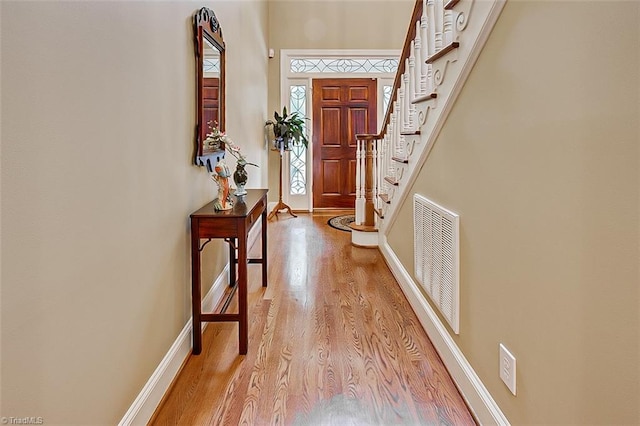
499;343;517;395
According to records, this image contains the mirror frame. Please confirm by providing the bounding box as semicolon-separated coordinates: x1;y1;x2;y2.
194;7;226;170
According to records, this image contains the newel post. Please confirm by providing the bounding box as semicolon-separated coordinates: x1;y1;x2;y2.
355;134;377;228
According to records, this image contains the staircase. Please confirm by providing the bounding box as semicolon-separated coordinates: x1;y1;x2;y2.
351;0;506;247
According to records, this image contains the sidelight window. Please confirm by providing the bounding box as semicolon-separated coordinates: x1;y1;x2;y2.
289;85;307;195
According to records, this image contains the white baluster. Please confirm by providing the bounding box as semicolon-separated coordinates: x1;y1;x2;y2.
372;139;378;211
409;41;416;99
355;139;361;199
398;81;406;132
389;106;400;177
420;6;430;95
381;134;388;197
362;141;367;193
404;61;413;131
384;133;391;193
393;101;401;160
427;0;437;56
361;141;366;187
355;139;365;225
387;119;394;183
355;138;360;224
444;9;453;45
374;138;379;210
435;0;444;52
397;122;404;161
397;83;406;131
382;137;387;205
414;21;424;96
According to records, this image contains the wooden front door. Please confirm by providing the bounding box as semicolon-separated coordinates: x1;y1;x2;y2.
312;78;377;209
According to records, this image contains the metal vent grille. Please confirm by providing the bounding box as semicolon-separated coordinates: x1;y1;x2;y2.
414;194;460;334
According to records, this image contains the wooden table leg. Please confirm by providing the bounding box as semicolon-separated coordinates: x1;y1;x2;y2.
228;237;237;287
238;230;248;355
262;210;268;287
191;221;202;355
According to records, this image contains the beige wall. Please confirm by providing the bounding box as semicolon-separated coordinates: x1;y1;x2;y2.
266;0;413;203
0;1;267;423
388;0;639;423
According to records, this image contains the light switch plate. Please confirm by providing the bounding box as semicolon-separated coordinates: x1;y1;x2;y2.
499;343;517;395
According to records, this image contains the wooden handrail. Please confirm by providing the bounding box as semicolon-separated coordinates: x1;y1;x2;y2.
444;0;460;10
354;134;380;140
357;0;423;140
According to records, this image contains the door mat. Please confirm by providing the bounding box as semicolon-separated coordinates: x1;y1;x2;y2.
327;215;355;232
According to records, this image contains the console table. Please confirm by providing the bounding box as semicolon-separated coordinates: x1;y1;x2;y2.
190;189;268;355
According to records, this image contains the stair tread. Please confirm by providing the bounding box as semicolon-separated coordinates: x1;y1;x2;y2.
426;42;460;64
391;156;409;164
400;130;421;136
349;223;378;232
412;92;437;104
384;176;399;186
379;194;391;204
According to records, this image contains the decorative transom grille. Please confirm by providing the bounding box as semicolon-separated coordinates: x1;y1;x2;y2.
414;194;460;334
290;58;399;74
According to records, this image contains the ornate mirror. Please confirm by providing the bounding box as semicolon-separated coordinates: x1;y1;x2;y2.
194;7;226;171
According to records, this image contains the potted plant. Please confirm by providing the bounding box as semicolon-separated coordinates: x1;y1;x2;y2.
265;107;308;151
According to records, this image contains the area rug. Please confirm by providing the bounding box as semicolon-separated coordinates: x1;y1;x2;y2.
327;215;355;232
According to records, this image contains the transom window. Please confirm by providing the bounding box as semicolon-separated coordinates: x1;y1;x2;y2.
289;85;307;195
290;58;399;74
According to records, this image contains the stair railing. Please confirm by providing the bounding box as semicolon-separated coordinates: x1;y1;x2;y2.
355;0;426;226
354;0;504;230
357;0;467;223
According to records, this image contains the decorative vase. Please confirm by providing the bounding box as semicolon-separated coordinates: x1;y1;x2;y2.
274;137;281;152
233;162;248;196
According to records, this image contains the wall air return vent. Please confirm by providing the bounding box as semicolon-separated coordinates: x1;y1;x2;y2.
413;194;460;334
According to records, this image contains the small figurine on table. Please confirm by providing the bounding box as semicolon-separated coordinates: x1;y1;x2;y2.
211;160;233;211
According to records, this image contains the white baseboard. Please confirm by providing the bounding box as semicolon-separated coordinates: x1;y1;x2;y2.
379;236;509;425
119;217;265;426
118;265;229;426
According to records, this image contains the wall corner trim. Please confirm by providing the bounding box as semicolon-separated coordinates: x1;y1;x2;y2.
379;236;510;425
118;265;229;426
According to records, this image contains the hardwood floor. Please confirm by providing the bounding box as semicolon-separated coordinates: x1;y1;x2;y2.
150;212;475;425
